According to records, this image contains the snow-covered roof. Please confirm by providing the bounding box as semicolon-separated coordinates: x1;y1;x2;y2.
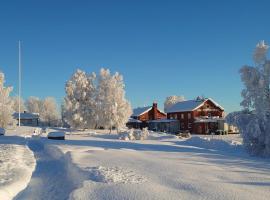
148;119;179;123
13;112;39;120
194;116;225;123
48;131;65;137
131;106;152;117
166;98;224;113
128;118;142;123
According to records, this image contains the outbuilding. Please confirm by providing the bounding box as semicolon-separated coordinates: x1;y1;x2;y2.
128;102;167;129
13;111;39;126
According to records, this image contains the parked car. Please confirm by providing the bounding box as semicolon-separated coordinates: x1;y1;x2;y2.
0;128;5;136
47;131;65;140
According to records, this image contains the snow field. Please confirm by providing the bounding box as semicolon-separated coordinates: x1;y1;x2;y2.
1;127;270;200
60;133;270;200
0;143;36;200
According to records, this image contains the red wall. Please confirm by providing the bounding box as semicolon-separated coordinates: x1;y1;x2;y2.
138;103;166;122
167;99;224;133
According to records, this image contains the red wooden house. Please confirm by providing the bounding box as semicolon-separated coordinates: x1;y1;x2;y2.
127;102;167;129
166;97;225;134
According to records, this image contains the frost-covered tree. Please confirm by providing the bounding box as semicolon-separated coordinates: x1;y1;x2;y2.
164;95;185;112
0;72;14;128
230;40;270;156
25;96;42;114
96;68;132;131
64;68;132;131
40;97;59;126
25;96;59;126
64;69;96;129
12;96;26;113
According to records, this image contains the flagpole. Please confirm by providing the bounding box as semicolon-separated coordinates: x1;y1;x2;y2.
18;41;21;127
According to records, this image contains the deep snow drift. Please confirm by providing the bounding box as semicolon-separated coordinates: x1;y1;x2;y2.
0;139;36;200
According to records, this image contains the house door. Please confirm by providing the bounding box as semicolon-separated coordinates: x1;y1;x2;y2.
205;123;209;134
197;125;202;134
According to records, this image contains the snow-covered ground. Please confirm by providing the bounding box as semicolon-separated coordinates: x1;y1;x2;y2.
1;127;270;200
0;127;36;200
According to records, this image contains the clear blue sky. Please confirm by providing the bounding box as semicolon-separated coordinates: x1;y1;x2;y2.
0;0;269;113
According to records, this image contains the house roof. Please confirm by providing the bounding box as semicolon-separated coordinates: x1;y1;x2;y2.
166;98;224;113
148;119;179;123
128;118;142;123
13;112;39;120
131;106;152;117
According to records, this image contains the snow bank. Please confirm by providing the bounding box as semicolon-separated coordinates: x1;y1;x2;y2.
118;128;149;140
0;144;36;200
183;136;243;153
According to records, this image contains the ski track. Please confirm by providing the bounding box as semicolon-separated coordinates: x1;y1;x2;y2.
15;139;86;200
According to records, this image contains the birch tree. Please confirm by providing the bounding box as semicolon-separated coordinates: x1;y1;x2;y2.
230;40;270;156
0;72;14;128
41;97;59;126
12;96;26;113
25;96;42;114
164;95;185;112
64;69;96;129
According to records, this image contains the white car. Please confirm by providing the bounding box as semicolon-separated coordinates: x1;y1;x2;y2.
0;128;5;136
47;131;65;140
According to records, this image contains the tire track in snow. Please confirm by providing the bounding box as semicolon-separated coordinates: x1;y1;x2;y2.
15;139;86;200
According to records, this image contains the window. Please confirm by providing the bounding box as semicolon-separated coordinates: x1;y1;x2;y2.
181;114;184;119
174;114;177;119
188;123;192;129
181;123;185;129
208;113;211;117
188;113;191;119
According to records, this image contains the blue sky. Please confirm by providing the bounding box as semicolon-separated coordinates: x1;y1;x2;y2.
0;0;269;113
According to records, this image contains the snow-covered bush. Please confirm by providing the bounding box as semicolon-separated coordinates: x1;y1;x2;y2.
177;131;191;138
164;95;185;112
0;72;14;128
119;128;149;140
234;40;270;156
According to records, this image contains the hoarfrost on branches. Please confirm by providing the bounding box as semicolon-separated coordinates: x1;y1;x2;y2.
233;40;270;156
164;95;185;112
96;68;132;131
25;96;42;114
12;96;25;113
26;96;60;126
63;68;132;131
41;97;60;126
0;72;14;128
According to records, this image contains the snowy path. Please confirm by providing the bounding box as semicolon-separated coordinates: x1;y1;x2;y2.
15;139;85;200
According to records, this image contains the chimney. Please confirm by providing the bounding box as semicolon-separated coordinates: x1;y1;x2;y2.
153;102;158;120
